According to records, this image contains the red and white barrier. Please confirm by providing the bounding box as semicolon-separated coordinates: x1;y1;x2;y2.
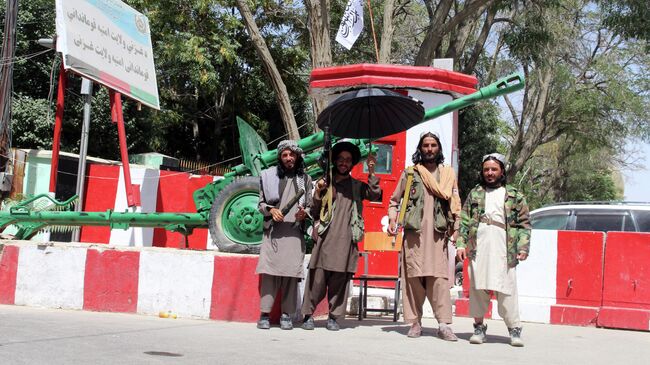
598;232;650;331
456;230;650;331
0;241;261;321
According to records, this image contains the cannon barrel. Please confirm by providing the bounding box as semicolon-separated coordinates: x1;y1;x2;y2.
423;73;523;121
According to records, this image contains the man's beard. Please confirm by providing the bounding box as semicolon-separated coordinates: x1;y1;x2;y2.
483;176;503;188
335;166;351;176
422;152;439;163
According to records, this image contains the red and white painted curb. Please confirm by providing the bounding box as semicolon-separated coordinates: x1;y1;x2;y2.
0;241;266;322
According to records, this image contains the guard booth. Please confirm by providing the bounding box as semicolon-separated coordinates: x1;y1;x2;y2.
309;63;478;286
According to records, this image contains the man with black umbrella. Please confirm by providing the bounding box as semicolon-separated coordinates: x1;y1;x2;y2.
301;141;381;331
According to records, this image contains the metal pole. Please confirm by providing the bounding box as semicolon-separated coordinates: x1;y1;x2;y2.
49;64;67;194
110;90;140;207
71;78;92;242
0;0;18;175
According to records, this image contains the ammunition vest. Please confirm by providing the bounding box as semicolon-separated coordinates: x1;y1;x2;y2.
317;179;365;242
402;167;453;234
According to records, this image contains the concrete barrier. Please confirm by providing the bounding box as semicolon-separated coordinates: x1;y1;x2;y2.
0;240;330;323
456;230;606;327
598;232;650;331
455;230;650;331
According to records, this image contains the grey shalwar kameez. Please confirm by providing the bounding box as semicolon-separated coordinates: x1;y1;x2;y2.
256;169;312;315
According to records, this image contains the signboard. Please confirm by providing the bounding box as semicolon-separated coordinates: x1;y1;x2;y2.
55;0;160;109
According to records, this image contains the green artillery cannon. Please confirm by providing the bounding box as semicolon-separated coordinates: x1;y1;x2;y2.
0;73;524;253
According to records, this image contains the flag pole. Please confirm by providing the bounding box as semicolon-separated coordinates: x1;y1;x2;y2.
366;0;380;63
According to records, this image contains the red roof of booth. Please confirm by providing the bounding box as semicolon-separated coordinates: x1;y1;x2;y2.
309;63;478;96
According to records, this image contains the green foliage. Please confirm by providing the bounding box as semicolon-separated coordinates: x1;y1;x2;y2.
1;0;57;96
599;0;650;41
11;95;54;149
502;7;555;66
516;140;623;210
457;102;505;200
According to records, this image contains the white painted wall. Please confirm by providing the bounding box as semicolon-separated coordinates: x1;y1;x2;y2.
109;167;160;247
404;91;454;169
137;249;215;318
14;245;87;309
516;229;559;323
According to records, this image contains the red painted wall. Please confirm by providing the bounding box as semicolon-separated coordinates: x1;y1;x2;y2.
83;249;140;312
210;255;260;322
0;245;19;304
152;171;213;249
80;164;120;243
353;132;406;286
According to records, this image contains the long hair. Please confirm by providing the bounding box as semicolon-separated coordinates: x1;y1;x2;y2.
479;157;507;187
277;153;305;178
412;132;445;165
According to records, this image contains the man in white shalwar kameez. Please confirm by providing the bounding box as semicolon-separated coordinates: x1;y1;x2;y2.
456;153;531;347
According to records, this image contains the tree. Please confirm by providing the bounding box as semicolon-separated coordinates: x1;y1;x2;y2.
235;0;299;140
599;0;650;42
414;0;495;66
515;138;623;209
490;0;650;183
304;0;333;118
457;102;505;199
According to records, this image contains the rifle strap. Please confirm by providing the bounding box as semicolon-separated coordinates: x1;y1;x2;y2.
397;167;415;226
319;148;334;224
393;167;414;248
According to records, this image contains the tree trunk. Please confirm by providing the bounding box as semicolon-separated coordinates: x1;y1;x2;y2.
462;5;496;74
305;0;333;121
507;68;553;181
444;15;476;67
415;0;495;66
415;0;453;66
235;0;300;140
378;0;397;63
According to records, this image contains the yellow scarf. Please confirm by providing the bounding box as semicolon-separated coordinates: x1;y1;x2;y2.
413;164;461;215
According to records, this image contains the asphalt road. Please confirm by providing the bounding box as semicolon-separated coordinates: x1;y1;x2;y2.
0;305;648;364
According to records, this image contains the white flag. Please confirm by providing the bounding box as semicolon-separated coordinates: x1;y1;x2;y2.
336;0;364;50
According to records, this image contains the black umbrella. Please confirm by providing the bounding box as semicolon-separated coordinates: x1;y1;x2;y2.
316;88;425;139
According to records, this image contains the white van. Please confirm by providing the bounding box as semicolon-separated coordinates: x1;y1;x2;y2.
530;202;650;232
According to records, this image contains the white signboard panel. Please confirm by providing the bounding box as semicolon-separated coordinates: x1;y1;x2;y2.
55;0;160;109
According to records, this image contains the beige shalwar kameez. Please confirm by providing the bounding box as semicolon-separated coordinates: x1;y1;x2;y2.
389;166;458;325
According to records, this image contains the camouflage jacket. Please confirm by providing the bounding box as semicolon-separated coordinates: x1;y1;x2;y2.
456;184;531;267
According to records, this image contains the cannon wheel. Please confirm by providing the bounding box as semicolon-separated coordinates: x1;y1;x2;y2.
208;176;263;254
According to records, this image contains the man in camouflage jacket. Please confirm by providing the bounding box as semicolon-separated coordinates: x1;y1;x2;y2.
456;153;531;347
456;184;531;268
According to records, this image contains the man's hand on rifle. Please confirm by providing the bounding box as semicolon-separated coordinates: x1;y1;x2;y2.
387;218;398;236
456;248;466;261
295;207;307;222
270;208;284;222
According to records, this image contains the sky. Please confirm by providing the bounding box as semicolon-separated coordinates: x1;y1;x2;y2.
623;141;650;202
